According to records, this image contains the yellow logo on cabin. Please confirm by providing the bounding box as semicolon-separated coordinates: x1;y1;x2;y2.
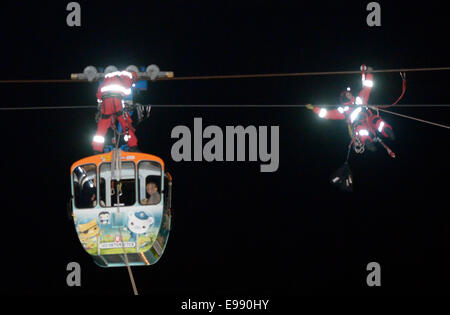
78;218;100;241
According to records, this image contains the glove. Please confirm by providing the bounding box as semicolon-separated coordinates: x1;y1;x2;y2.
306;104;314;110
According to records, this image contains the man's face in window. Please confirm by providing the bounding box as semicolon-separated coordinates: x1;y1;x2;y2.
146;183;157;195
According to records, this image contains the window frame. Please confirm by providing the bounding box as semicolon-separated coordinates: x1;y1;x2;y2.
138;160;163;206
72;163;98;210
99;161;137;208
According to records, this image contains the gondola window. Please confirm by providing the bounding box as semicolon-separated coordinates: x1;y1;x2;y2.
72;164;97;209
99;162;136;207
138;161;162;205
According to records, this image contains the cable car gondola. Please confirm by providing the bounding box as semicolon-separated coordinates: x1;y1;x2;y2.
69;150;172;267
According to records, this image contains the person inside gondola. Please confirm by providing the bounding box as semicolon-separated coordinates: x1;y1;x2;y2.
141;182;161;205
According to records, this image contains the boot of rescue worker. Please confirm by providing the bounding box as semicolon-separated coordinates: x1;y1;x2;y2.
355;125;377;152
371;116;396;140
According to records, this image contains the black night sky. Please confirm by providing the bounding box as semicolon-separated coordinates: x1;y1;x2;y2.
1;0;449;300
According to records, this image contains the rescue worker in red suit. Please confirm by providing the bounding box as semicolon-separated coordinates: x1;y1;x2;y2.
306;67;395;152
92;70;140;153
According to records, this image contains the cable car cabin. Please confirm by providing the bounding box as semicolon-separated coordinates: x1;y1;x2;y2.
70;150;172;267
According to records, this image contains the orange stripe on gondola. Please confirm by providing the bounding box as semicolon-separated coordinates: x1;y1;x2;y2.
70;151;165;173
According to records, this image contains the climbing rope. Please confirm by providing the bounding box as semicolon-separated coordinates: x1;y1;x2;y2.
111;123;139;296
378;108;450;130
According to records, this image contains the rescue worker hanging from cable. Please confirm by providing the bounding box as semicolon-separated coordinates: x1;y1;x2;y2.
306;65;395;153
92;70;140;154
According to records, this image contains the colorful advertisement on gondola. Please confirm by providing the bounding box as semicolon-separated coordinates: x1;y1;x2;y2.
74;206;164;257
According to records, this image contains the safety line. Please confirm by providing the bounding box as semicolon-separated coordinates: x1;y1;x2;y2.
2;104;450;110
0;79;75;83
157;66;450;81
1;66;450;83
0;105;96;110
111;126;139;296
378;108;450;130
1;104;449;130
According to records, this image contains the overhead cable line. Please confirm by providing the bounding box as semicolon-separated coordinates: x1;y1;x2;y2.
1;104;448;130
2;104;450;111
1;66;450;84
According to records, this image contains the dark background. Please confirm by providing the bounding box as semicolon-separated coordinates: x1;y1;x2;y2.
0;0;449;298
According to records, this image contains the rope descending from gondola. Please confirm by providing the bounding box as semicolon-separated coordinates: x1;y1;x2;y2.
111;123;139;296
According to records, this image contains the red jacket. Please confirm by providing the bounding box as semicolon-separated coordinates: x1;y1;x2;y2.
96;71;135;115
313;73;374;121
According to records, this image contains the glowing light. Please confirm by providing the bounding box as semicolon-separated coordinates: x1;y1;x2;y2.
378;121;385;132
350;107;362;123
93;135;105;143
318;108;327;118
104;71;133;79
359;129;369;136
100;84;131;95
344;106;349;111
355;96;363;105
347;87;351;91
363;79;373;87
338;107;344;113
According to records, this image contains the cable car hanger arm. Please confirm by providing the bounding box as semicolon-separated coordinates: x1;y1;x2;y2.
71;64;174;82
